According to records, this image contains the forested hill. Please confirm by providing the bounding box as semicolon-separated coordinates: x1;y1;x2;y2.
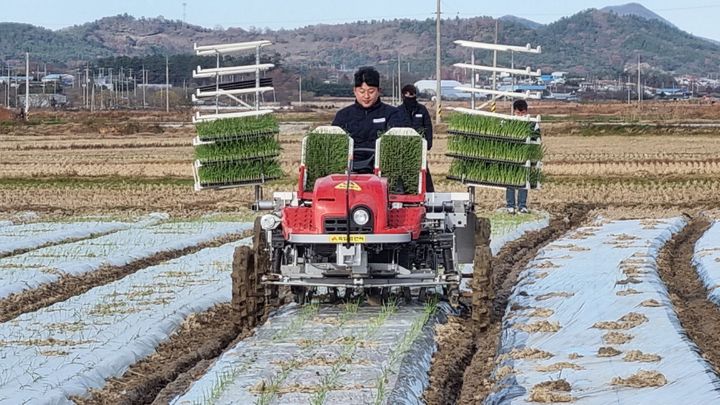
1;7;719;78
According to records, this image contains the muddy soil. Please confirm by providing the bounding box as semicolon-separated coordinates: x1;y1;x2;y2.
656;216;720;375
424;204;592;405
73;304;252;405
0;232;248;323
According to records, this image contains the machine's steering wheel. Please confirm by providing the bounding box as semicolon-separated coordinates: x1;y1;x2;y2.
352;148;376;174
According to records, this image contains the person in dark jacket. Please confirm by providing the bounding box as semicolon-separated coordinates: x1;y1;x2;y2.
399;84;434;192
332;67;410;172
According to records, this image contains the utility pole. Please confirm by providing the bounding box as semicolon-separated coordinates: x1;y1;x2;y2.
637;54;641;104
491;20;498;113
91;71;95;112
397;52;401;106
24;53;29;121
470;50;475;109
183;2;187;26
298;75;302;104
165;56;170;112
435;0;441;123
142;65;147;108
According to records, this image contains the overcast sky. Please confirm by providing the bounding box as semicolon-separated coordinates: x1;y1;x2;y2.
3;1;720;40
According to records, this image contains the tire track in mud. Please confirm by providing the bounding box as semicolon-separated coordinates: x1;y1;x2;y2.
72;303;252;405
424;204;592;405
656;215;720;375
0;232;249;323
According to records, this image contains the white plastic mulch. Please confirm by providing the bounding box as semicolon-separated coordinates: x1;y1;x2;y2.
460;213;550;292
0;238;251;404
693;220;720;306
0;221;251;299
486;217;720;404
0;215;160;256
490;214;550;255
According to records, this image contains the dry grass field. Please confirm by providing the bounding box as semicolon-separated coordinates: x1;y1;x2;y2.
1;101;719;219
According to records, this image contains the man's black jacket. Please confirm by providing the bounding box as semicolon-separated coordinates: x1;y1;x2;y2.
400;99;433;150
332;99;410;149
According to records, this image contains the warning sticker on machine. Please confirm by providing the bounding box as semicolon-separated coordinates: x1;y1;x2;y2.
335;182;362;191
329;235;367;243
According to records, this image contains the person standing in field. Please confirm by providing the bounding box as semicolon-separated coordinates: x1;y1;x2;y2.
399;84;434;192
332;67;410;173
505;99;540;214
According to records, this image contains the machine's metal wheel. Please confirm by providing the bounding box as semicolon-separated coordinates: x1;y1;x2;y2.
401;287;412;304
448;287;460;308
328;287;339;303
292;286;307;304
380;287;390;304
231;218;281;328
418;287;428;303
471;216;493;330
231;245;255;327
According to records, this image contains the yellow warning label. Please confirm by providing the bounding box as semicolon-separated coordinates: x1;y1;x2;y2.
335;181;362;191
328;235;367;243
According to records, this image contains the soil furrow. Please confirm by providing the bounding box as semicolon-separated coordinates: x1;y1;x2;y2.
424;204;591;405
0;232;249;323
71;304;251;405
656;215;720;375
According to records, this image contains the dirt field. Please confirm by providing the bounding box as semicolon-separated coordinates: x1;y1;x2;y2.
3;102;720;404
1;101;719;219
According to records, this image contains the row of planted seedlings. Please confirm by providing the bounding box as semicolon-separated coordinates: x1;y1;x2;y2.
193;113;283;189
446;112;543;189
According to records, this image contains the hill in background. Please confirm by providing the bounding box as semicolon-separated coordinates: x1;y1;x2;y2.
1;4;719;79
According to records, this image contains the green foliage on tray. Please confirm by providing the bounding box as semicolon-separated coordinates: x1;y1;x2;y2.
378;132;423;194
449;160;541;188
447;113;535;139
197;160;283;185
447;136;543;163
195;134;280;163
195;115;279;141
304;130;350;191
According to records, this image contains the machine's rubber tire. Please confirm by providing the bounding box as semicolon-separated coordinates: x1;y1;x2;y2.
471;216;493;330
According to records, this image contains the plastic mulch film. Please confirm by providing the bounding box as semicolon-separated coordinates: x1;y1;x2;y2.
693;219;720;306
486;217;720;404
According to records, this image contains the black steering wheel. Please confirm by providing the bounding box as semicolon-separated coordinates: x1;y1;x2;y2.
352;148;376;174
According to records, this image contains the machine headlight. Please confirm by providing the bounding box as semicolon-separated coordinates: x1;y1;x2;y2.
352;208;370;226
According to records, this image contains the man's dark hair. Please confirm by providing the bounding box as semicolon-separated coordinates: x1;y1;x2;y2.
513;99;528;112
354;66;380;88
401;84;417;96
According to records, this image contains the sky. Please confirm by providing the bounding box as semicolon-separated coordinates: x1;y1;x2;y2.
3;0;720;41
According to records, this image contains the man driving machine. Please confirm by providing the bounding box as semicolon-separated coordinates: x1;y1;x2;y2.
332;66;410;172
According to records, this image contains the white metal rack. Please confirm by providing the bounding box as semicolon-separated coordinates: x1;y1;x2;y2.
192;40;275;123
191;40;280;196
446;39;544;191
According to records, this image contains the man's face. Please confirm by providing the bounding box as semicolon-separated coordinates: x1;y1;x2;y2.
514;108;528;116
354;83;380;108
